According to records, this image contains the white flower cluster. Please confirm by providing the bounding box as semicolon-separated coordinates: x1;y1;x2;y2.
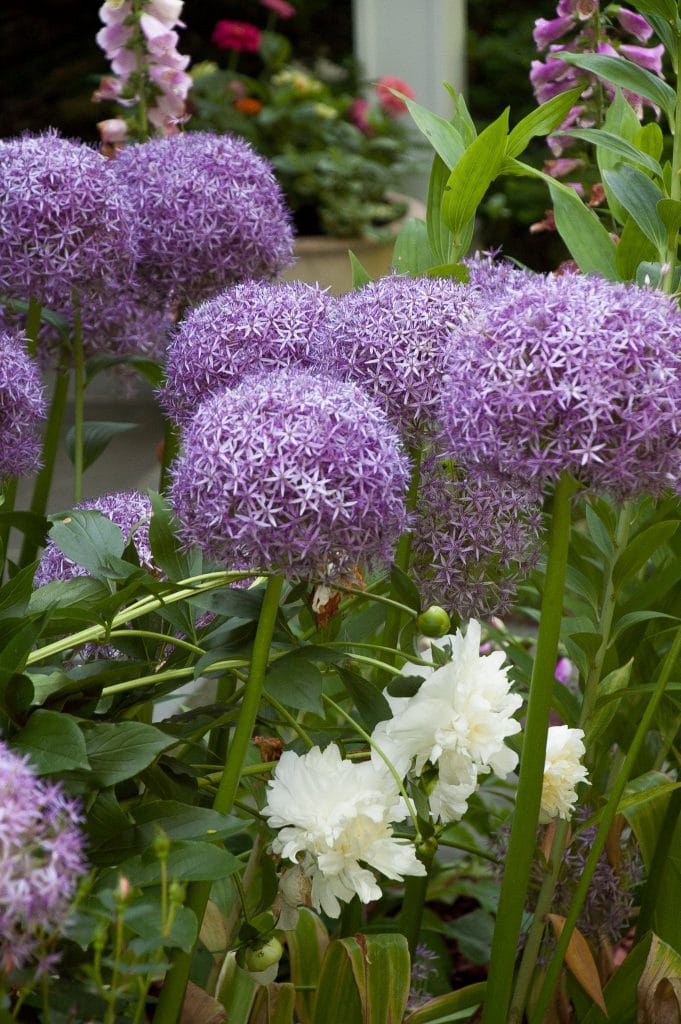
96;0;191;139
540;725;588;823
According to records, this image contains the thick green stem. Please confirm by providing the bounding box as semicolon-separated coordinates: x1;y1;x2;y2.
381;448;422;672
152;575;284;1024
530;624;681;1022
400;843;436;957
0;478;17;578
482;473;577;1024
19;365;70;567
159;418;179;493
72;291;85;503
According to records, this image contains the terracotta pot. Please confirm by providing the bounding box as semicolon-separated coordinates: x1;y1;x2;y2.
280;193;426;295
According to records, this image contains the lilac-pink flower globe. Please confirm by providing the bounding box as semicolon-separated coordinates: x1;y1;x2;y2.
169;370;411;577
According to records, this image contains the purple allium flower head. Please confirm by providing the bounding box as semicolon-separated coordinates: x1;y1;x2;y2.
441;274;681;498
161;281;333;425
0;330;46;481
327;274;483;436
463;251;534;303
411;456;543;618
169;369;411;578
0;131;138;311
111;132;295;307
34;491;153;588
0;740;87;973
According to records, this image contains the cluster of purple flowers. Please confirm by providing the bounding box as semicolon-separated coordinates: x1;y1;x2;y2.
0;330;46;481
0;740;87;974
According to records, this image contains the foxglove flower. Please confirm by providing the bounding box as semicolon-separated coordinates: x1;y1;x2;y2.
0;740;87;973
0;131;138;312
441;273;681;498
371;620;522;823
0;331;46;481
411;458;543;618
161;281;333;425
540;725;588;822
112;132;294;306
169;369;410;578
328;275;482;436
263;744;426;917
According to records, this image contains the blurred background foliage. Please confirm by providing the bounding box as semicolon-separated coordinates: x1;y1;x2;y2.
0;0;564;269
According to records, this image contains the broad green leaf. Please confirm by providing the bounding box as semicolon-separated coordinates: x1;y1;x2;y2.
549;181;619;278
311;938;362;1024
626;0;678;22
636;260;681;290
336;666;392;732
506;86;584;158
442;109;509;246
124;897;198;953
587;660;634;743
81;720;175;786
286;908;329;1024
613;521;679;590
445;908;495;964
657;198;681;238
85;353;164;388
348;250;371;289
580;934;652;1024
11;709;89;773
602;165;667;251
558;52;677;126
265;654;323;714
391;218;434;276
65;421;137;472
425;262;470;282
403;96;466;169
390;563;421;612
621;772;679;865
426;154;454;264
637;934;681;1022
251;983;297;1024
0;562;36;619
121;839;241;886
636;122;664;162
615;217;658;281
216;954;258;1020
556;127;663;178
149;490;201;582
312;934;410;1024
609;610;678;645
47;510;125;576
599;91;645;223
403;983;486;1024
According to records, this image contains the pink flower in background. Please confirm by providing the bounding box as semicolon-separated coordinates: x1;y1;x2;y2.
533;15;573;48
616;8;653;41
544;157;584;178
619;42;665;74
212;19;262;52
97;117;129;145
374;76;415;116
260;0;296;18
554;656;574;685
349;97;371;134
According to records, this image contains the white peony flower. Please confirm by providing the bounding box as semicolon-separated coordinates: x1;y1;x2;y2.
263;745;425;918
371;620;522;823
540;725;589;823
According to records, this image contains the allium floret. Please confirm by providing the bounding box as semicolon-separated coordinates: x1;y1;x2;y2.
169;369;411;578
0;131;138;311
327;274;482;434
0;740;87;973
411;457;543;618
263;744;426;918
111;132;295;306
161;281;333;425
0;330;46;481
441;273;681;497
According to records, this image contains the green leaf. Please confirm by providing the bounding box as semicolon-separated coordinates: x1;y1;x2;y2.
626;0;678;22
312;934;410;1024
548;181;619;279
47;510;125;576
286;908;329;1024
403;983;486;1024
636;121;664;162
336;666;391;732
65;421;137;472
657;197;681;238
125;897;198;953
613;521;679;590
506;86;583;158
389;563;421;613
348;250;371;289
445;908;495;964
426;154;454;264
425;262;470;282
557;52;677;126
609;610;678;644
391;218;434;276
148;491;201;582
403;96;465;169
442;109;509;246
587;660;634;743
637;934;681;1022
556;127;663;178
602;165;667;251
121;839;241;886
11;709;89;773
615;216;658;281
0;562;37;620
577;935;651;1024
81;721;175;786
265;653;323;714
85;354;164;388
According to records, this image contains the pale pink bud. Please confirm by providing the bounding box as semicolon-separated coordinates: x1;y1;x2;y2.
97;117;129;144
96;21;133;57
140;13;179;58
92;76;123;102
98;1;132;25
146;0;184;25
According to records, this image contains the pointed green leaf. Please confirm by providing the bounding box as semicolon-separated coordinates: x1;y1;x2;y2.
557;52;677;126
286;908;329;1024
506;86;583;158
602;165;667;251
312;935;410;1024
251;983;297;1024
47;510;126;576
81;720;175;786
402;96;465;169
403;982;486;1023
555;127;663;178
11;709;89;773
636;121;664;162
626;0;677;22
442;109;509;244
391;218;434;276
65;422;138;471
265;654;323;714
149;490;201;581
587;660;634;743
548;182;619;278
426;154;453;263
337;666;391;732
348;250;371;289
615;217;658;281
613;521;679;590
580;934;652;1024
657;198;681;238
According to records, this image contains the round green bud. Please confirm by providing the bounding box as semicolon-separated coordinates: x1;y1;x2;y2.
244;936;283;973
416;605;451;638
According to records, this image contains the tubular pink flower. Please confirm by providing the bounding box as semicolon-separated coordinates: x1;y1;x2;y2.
147;0;185;26
533;15;574;49
140;13;179;58
619;42;665;75
616;7;653;41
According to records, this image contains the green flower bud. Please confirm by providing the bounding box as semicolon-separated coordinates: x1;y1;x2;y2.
416;605;451;638
243;936;283;973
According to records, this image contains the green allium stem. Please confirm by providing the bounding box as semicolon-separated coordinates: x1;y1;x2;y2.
0;478;17;579
482;472;578;1024
72;291;85;503
381;447;422;677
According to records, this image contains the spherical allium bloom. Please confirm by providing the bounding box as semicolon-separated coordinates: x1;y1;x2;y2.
0;331;46;481
263;744;426;917
34;492;153;589
112;132;294;307
411;458;543;619
0;740;87;973
211;19;262;51
328;275;482;436
462;251;534;303
0;131;138;311
169;369;410;578
540;725;588;823
371;620;522;823
441;274;681;497
161;281;333;425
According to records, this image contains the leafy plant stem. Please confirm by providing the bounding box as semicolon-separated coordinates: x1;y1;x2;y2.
0;478;17;580
529;623;681;1022
262;688;314;748
152;574;284;1024
482;472;578;1024
400;842;436;958
72;290;85;503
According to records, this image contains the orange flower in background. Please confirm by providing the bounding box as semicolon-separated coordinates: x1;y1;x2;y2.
234;97;264;115
374;75;415;116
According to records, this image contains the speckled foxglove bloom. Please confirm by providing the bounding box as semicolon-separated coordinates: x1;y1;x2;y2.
169;369;410;578
540;725;588;823
34;492;153;588
411;457;543;618
441;273;681;498
263;745;426;917
112;132;294;307
161;281;333;425
0;331;46;481
0;740;87;973
327;274;482;436
0;131;138;313
371;620;522;823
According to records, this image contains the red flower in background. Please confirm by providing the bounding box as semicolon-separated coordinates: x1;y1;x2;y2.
260;0;296;18
212;20;262;52
374;75;415;116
